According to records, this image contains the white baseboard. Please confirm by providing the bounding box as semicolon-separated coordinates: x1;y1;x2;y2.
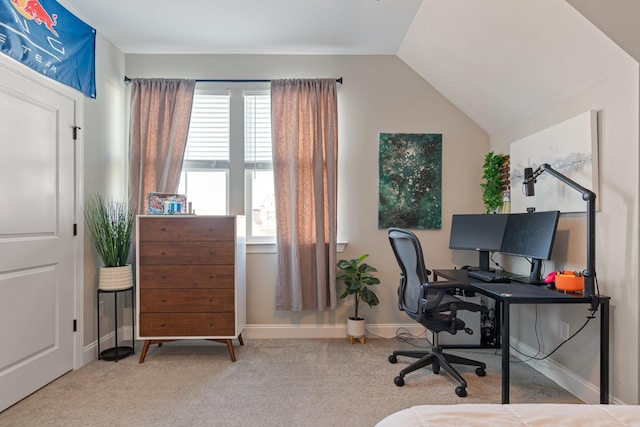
510;336;622;404
82;324;422;363
82;326;135;366
241;323;425;339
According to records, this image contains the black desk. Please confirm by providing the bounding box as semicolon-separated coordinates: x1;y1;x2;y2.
433;269;609;404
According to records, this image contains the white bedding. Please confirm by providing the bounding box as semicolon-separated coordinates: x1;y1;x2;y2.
376;404;640;426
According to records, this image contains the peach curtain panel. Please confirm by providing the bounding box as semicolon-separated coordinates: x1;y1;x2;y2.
271;78;338;311
128;78;196;214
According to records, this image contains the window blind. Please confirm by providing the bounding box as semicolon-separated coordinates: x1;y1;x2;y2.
244;90;272;169
184;89;230;163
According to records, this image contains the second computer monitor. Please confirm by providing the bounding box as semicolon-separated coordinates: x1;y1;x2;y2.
500;210;560;283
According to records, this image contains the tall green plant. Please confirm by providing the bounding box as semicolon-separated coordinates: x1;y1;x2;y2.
337;254;380;319
480;151;506;213
84;194;135;267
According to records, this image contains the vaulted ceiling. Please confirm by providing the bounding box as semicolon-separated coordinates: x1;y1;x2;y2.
398;0;637;133
57;0;638;134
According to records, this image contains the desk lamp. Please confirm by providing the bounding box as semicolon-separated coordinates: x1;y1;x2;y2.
523;164;596;298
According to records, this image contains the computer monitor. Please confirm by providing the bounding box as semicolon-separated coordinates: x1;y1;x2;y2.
500;210;560;284
449;214;509;271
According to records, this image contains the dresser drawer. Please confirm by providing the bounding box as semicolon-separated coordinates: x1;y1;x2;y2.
139;265;234;289
140;289;234;312
139;216;235;242
139;313;235;337
138;241;234;265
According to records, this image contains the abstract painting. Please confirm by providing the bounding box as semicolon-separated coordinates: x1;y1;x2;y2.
378;133;442;229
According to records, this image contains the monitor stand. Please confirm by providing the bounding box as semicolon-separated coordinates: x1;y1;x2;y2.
475;250;492;272
511;258;546;285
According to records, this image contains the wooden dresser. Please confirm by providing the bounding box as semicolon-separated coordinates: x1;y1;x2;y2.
136;215;246;362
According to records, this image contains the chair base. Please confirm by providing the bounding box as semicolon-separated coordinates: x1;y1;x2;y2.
389;346;486;397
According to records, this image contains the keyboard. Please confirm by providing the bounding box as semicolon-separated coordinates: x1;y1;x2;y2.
466;270;512;283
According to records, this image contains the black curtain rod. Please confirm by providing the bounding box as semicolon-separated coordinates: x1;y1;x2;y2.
124;76;342;84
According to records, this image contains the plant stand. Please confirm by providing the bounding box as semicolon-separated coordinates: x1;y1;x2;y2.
349;335;365;345
97;286;135;361
347;317;366;345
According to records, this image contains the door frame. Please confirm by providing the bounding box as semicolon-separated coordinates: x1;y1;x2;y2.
0;55;84;371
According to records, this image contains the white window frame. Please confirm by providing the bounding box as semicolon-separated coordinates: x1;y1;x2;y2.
181;82;275;245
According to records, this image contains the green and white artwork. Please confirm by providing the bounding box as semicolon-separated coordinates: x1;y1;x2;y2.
378;133;442;229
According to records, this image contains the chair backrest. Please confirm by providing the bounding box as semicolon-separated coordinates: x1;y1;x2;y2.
388;228;444;319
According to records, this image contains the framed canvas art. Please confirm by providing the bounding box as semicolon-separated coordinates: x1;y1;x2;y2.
378;133;442;229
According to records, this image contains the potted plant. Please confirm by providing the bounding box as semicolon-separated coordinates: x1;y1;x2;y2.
481;151;507;213
84;194;136;290
337;254;380;343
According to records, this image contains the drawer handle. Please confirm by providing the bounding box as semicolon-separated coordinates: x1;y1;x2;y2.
209;299;213;302
161;228;166;232
161;275;166;279
160;323;165;327
160;299;166;303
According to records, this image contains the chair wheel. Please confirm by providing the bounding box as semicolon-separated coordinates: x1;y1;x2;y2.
394;376;405;387
455;386;467;397
433;366;440;374
388;355;397;364
476;367;486;377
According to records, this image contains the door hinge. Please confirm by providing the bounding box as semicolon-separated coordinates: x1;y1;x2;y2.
73;223;77;236
72;126;81;140
73;319;77;332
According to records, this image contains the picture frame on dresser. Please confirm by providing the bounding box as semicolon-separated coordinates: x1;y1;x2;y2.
136;215;246;362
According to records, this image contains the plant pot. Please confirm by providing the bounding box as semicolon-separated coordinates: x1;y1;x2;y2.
347;317;366;338
99;265;133;291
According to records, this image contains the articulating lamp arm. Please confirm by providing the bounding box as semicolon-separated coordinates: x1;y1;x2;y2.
524;163;597;299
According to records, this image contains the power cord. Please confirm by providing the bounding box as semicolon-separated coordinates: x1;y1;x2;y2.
364;328;387;339
510;308;596;362
490;252;506;272
509;289;598;363
394;327;431;348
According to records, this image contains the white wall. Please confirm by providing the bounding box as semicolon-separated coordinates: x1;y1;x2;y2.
85;37;640;406
82;34;127;348
124;54;489;333
491;65;640;404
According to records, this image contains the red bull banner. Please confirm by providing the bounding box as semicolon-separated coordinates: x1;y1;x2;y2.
0;0;96;98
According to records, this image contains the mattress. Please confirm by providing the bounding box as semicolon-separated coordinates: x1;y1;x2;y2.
376;403;640;426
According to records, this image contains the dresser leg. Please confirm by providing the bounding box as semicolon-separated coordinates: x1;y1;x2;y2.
238;333;244;346
206;339;237;362
225;339;236;362
139;340;151;363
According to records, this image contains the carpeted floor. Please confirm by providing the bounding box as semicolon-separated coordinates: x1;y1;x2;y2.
0;338;582;426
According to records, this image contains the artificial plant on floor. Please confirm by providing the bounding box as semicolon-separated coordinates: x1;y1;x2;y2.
337;254;380;343
84;194;136;290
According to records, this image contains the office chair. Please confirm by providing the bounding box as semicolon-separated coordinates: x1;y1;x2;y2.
387;228;488;397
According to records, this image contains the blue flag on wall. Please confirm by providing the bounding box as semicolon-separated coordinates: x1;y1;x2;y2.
0;0;96;98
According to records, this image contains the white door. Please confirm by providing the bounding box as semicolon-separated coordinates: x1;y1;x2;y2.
0;62;76;411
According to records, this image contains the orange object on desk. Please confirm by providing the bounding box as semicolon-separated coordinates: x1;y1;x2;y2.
555;273;584;292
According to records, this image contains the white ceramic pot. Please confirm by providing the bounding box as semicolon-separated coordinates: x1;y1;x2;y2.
347;317;366;338
99;265;133;291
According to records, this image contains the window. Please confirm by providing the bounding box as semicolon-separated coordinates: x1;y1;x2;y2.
179;83;275;242
244;91;275;239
